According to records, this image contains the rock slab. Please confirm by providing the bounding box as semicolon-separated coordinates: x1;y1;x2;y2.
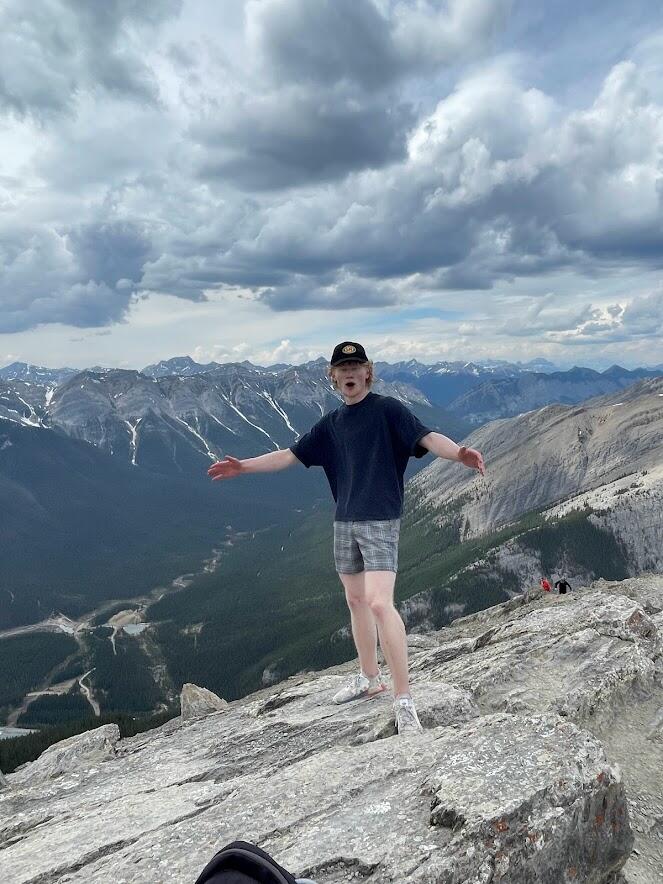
180;682;229;720
4;575;663;882
9;724;120;786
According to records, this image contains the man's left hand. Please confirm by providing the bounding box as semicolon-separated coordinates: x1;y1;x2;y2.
458;446;485;476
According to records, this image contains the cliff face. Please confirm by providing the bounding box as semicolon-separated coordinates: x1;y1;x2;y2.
408;377;663;541
2;575;663;883
473;464;663;598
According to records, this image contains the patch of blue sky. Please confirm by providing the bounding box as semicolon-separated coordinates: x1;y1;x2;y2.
363;307;465;332
499;0;657;104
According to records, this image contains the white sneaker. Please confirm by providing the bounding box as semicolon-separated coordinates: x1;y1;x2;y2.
332;672;387;704
394;696;423;736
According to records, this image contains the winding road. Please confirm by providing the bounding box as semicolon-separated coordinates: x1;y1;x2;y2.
78;669;100;717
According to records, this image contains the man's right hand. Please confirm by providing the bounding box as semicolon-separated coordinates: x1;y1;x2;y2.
208;455;244;481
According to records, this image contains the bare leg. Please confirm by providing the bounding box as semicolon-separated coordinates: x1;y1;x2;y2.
364;570;409;697
339;572;379;678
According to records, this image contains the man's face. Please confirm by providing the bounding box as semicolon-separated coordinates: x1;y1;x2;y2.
333;360;370;402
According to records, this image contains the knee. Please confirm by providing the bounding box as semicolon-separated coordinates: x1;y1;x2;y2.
345;590;367;611
367;596;393;621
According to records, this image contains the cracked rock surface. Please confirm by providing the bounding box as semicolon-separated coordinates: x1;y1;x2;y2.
2;575;662;883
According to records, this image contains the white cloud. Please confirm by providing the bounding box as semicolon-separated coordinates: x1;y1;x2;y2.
391;0;512;69
1;1;662;371
0;0;180;119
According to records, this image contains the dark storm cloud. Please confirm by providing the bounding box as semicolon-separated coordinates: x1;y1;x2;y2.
0;221;153;333
259;275;401;311
67;221;152;289
247;0;401;89
191;91;414;190
139;252;291;299
0;270;136;334
2;0;663;345
188;0;512;193
201;59;661;301
0;0;181;118
247;0;512;89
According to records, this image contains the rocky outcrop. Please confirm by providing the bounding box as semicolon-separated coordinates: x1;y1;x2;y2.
399;588;437;631
2;575;662;883
180;683;229;720
261;661;288;687
8;724;120;787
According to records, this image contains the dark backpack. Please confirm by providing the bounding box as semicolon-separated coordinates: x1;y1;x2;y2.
194;840;304;884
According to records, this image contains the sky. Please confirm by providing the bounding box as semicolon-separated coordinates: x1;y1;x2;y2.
1;0;662;371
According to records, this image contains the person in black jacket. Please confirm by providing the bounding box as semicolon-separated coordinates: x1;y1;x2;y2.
554;578;572;594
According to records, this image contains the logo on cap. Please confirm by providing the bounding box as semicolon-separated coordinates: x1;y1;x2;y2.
342;345;357;354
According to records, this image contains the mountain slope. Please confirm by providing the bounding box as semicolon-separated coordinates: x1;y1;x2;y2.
3;361;661;729
0;418;308;629
391;378;663;628
409;376;663;538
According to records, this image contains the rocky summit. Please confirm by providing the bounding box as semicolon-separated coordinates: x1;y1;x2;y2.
2;575;663;883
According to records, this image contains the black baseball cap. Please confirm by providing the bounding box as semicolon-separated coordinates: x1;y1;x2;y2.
330;341;369;366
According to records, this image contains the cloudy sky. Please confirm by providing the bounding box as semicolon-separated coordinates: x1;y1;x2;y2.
1;0;662;371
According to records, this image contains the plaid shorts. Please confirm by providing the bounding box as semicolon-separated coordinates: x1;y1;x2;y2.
333;519;401;574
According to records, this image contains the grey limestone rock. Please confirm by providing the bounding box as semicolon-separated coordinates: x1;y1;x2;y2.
180;682;229;720
9;724;120;786
261;661;287;687
3;576;663;882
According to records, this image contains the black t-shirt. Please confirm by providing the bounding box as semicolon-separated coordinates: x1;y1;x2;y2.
290;392;432;521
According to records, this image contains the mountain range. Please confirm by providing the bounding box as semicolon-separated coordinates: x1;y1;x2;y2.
0;356;661;732
2;356;660;430
0;358;466;631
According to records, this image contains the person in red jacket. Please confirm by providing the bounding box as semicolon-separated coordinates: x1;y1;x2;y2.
540;578;552;592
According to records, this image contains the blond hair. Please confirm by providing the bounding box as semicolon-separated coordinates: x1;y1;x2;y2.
327;360;374;390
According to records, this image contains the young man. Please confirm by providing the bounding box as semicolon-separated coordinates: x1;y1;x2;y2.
208;341;485;736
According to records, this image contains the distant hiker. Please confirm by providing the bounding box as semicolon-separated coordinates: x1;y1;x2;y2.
555;578;572;594
540;578;552;592
208;341;485;737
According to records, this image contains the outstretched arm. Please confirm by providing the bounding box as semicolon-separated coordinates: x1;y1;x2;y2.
419;432;485;476
207;448;298;481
